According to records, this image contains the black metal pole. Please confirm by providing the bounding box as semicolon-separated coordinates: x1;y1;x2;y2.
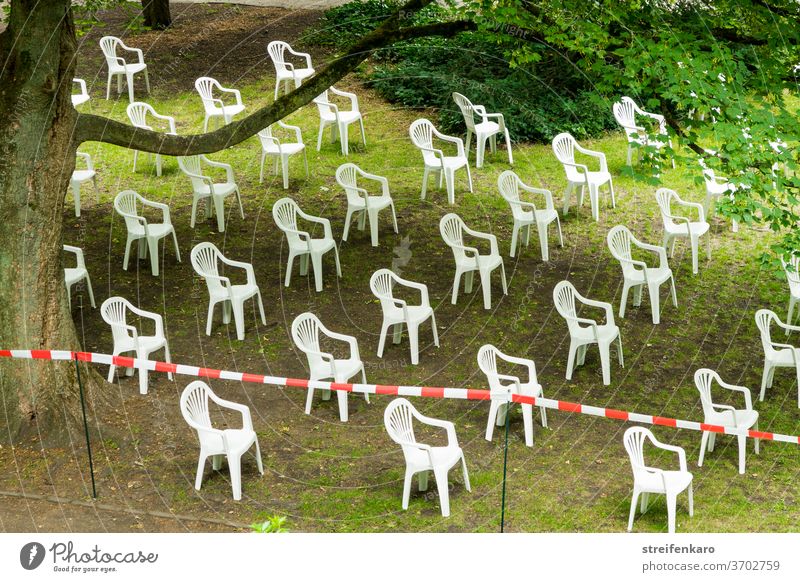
73;354;97;499
500;402;511;533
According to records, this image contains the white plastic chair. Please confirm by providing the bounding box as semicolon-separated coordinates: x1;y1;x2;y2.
272;197;341;292
70;152;97;218
440;213;507;310
383;397;471;517
612;96;674;167
63;245;95;310
313;87;366;156
694;368;759;475
291;312;368;422
655;188;710;275
195;77;245;131
497;170;563;260
72;78;90;107
127;102;176;177
99;36;149;102
783;255;800;329
452;92;513;168
190;242;266;341
755;309;800;406
607;225;677;324
177;154;244;233
553;280;623;386
267;40;315;100
552;132;615;221
180;380;263;501
336;163;398;247
701;164;738;232
370;269;438;365
113;190;181;277
477;344;547;448
100;296;172;395
410;118;472;205
257;121;308;189
623;427;693;534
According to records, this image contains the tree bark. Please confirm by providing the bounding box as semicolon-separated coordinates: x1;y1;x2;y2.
0;0;100;446
141;0;172;30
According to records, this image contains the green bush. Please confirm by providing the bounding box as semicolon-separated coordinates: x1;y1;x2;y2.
312;1;616;143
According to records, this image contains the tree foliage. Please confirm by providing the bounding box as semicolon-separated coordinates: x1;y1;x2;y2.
462;0;800;270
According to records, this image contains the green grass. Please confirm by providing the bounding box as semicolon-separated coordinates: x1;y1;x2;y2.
60;60;800;533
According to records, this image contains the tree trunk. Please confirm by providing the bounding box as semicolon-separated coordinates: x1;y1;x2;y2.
141;0;172;30
0;0;99;446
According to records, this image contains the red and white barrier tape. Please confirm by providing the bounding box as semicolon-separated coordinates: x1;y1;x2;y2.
2;348;797;444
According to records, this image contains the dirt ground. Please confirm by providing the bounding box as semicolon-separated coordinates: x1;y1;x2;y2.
2;3;798;534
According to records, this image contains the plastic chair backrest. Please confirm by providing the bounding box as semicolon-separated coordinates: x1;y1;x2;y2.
191;242;226;296
101;296;133;345
127;102;154;129
755;309;778;357
114;190;145;232
497;170;532;219
99;36;121;65
180;380;214;431
607;225;640;277
439;213;468;263
291;312;327;372
267;41;291;74
613;98;637;138
409;119;439;166
195;77;221;112
452;92;477;132
177;155;207;192
552;132;581;181
369;269;398;316
336;163;365;206
553;280;582;335
272;197;304;246
623;426;651;482
693;368;719;419
477;344;506;393
384;398;420;460
655;188;678;226
314;89;336;118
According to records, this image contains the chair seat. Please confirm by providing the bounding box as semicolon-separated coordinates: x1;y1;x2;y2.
194;182;238;197
456;253;503;271
383;305;434;325
311;358;363;383
637;470;693;494
72;169;95;183
405;444;463;470
584;170;612;186
348;195;393;212
514;207;558;224
263;142;305;156
199;428;256;456
210;283;259;303
572;323;619;343
474;120;500;135
664;221;709;237
706;182;730;196
115;334;167;354
625;266;673;286
109;62;147;75
128;222;174;239
72;95;90;107
705;408;758;430
768;347;799;366
277;68;314;82
288;237;335;255
321;110;361;124
64;267;88;287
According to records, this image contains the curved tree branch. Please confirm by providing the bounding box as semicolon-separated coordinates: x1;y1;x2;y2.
74;3;475;155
